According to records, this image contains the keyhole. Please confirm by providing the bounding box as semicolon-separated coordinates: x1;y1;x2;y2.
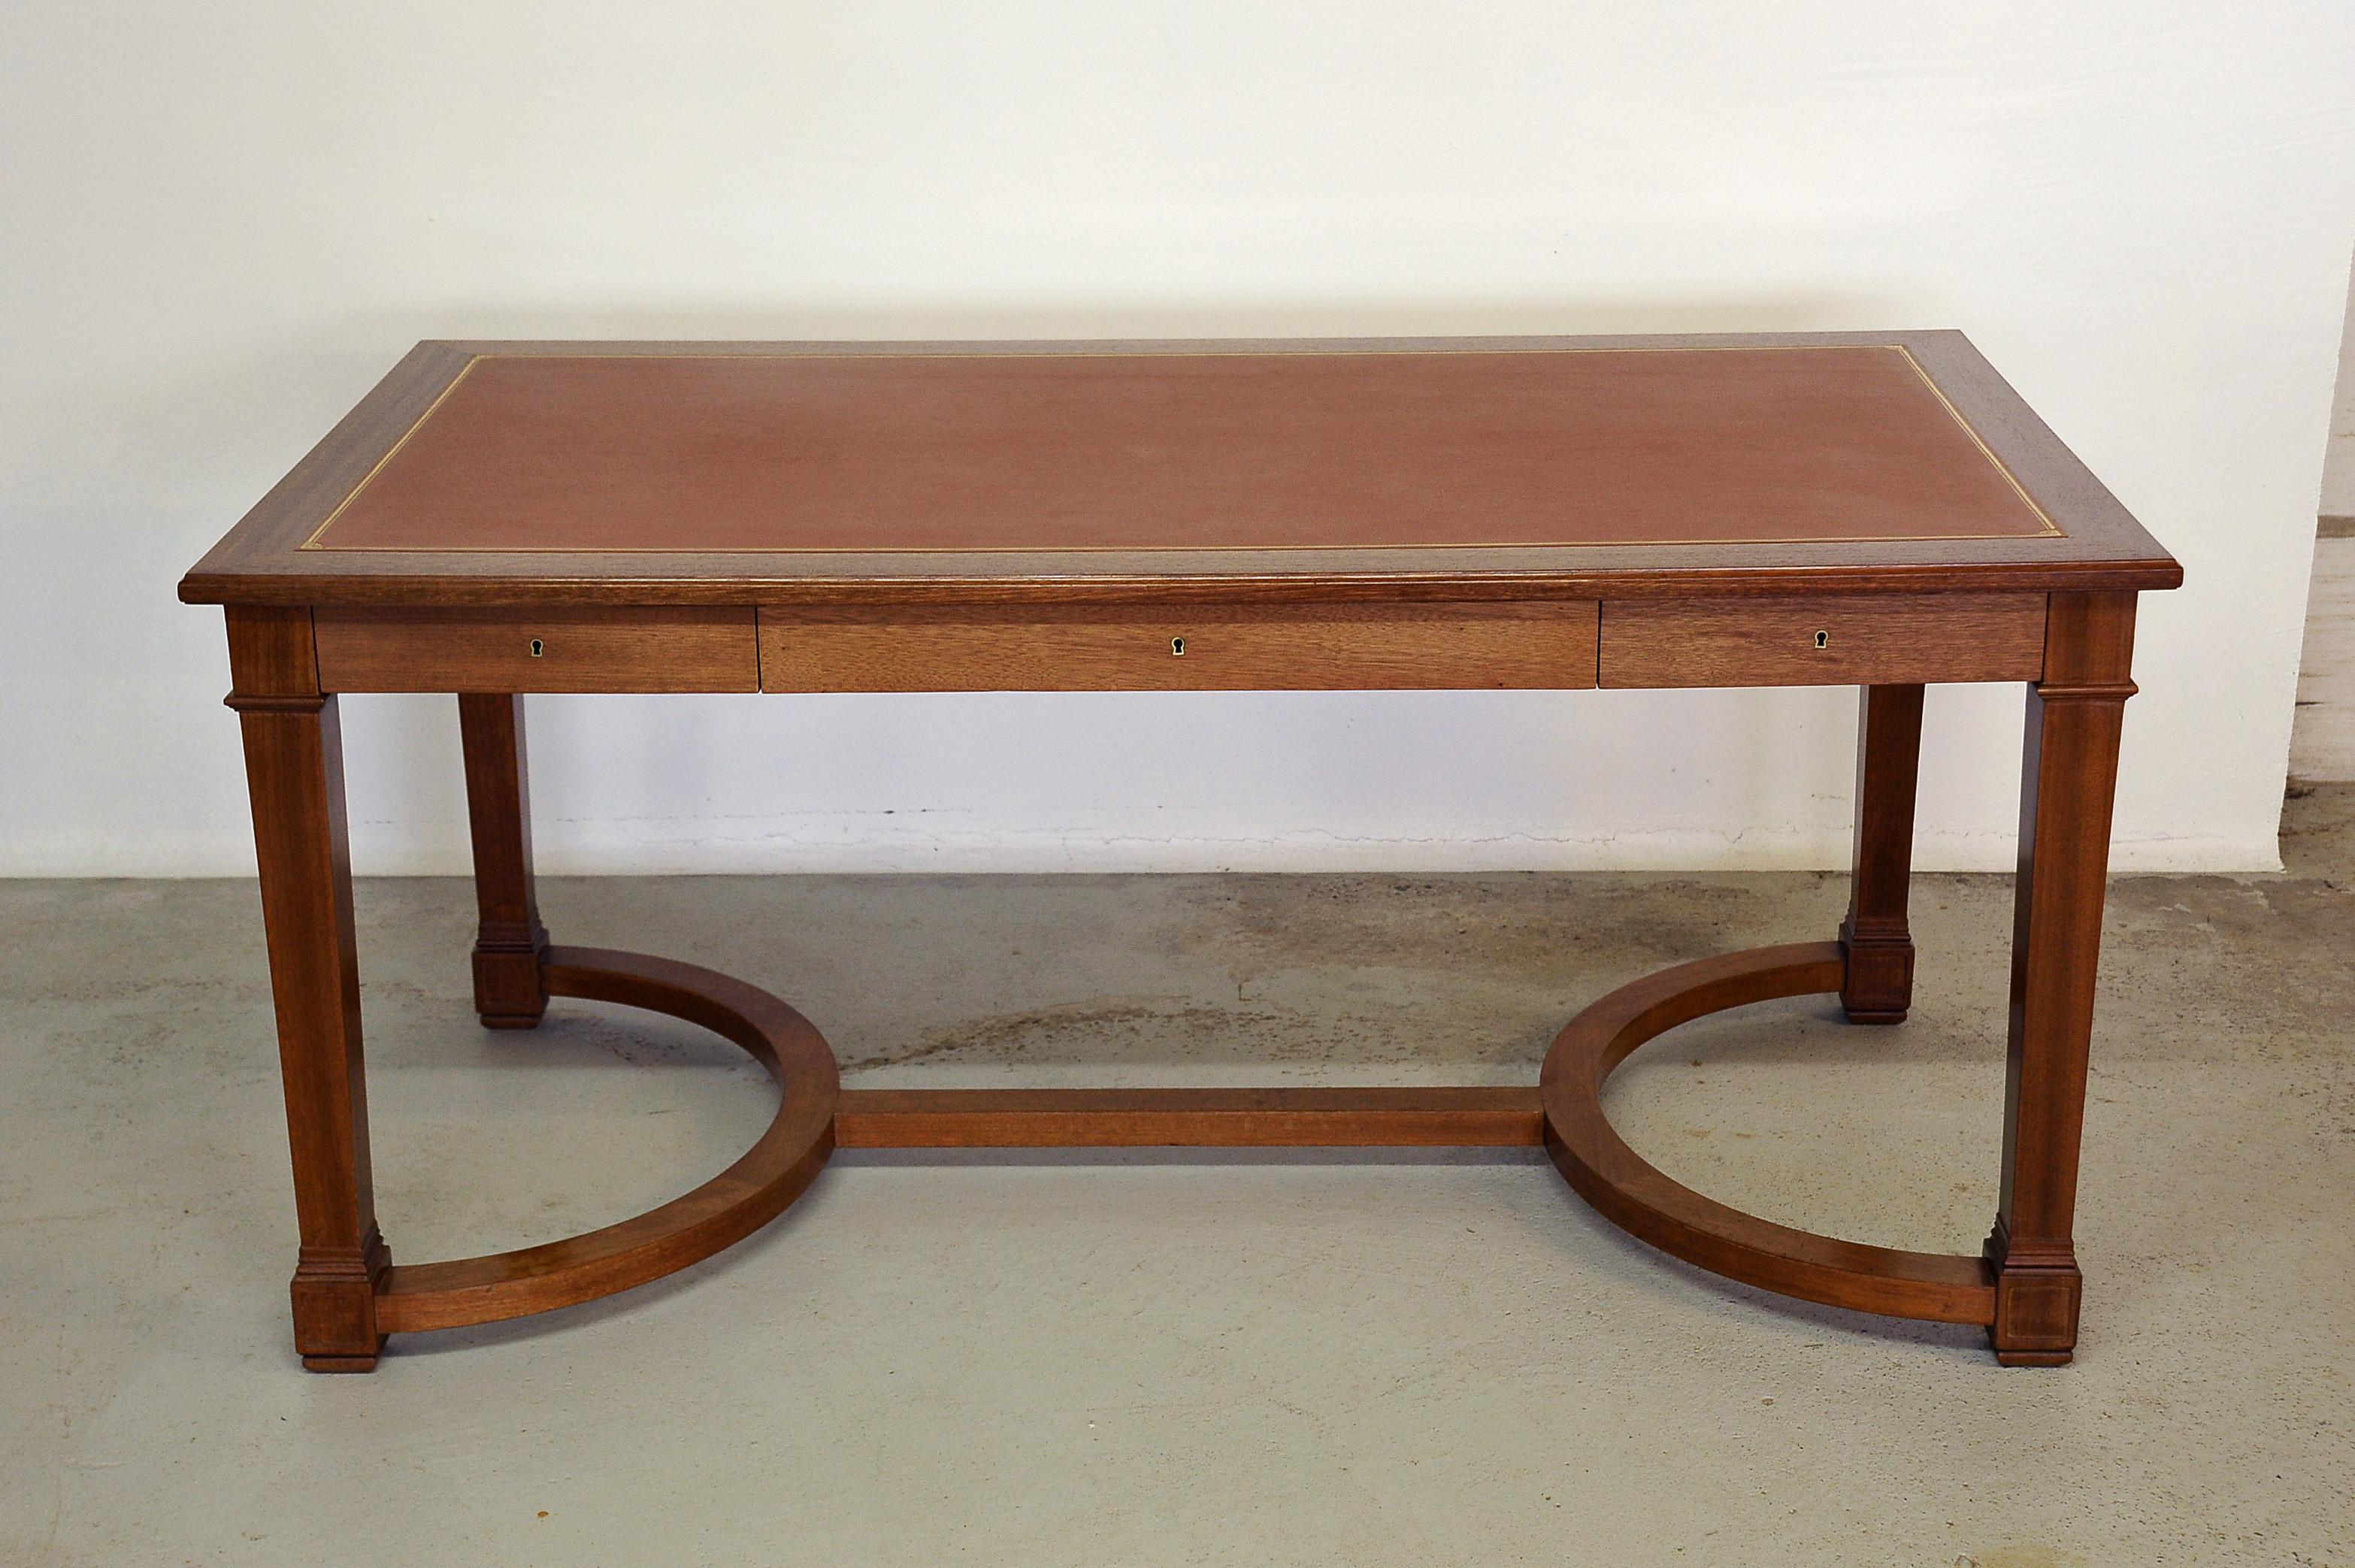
1812;629;1830;650
1170;636;1186;657
528;638;545;658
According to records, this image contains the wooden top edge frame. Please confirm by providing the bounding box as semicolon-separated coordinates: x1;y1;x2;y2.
180;331;2181;608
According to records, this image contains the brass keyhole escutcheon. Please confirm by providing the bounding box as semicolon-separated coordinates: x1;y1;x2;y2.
1812;629;1830;650
1170;636;1186;657
529;638;545;658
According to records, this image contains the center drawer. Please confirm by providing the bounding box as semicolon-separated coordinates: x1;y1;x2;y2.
757;604;1600;692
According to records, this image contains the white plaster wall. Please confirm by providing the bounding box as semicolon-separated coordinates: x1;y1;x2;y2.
5;4;2353;876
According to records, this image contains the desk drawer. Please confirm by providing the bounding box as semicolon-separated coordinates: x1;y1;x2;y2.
1599;594;2046;689
313;607;758;692
758;604;1600;692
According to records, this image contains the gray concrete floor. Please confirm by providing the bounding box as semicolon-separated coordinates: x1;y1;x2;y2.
3;789;2350;1566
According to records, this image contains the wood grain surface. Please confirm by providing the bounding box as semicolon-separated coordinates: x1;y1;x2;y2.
834;1087;1545;1147
1600;592;2047;687
1984;590;2138;1365
1539;941;1997;1325
226;607;390;1370
374;946;838;1335
313;607;758;692
1839;683;1927;1023
456;694;551;1026
759;603;1598;691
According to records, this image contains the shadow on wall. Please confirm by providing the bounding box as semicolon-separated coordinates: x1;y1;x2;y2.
2298;256;2355;786
2292;523;2353;784
2291;257;2355;785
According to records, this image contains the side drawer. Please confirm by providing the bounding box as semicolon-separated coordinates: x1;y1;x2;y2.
758;604;1600;692
313;607;759;692
1599;594;2046;689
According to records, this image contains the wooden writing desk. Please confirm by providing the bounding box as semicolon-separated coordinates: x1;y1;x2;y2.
180;334;2182;1370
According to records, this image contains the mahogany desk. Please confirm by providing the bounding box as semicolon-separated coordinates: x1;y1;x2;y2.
180;334;2182;1371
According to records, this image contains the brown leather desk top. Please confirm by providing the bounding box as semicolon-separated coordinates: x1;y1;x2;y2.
180;332;2179;607
314;344;2046;554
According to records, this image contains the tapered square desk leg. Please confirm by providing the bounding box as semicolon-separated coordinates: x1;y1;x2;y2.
1840;683;1925;1023
228;608;389;1371
458;694;550;1028
1987;592;2137;1367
